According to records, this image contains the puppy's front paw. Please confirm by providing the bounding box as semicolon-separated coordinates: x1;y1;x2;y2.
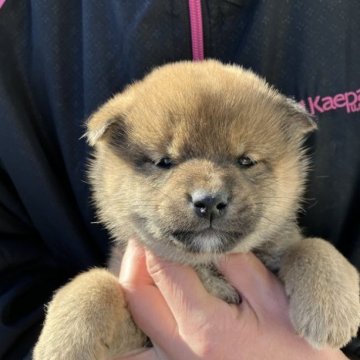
196;265;240;304
280;238;360;348
33;268;146;360
288;283;360;348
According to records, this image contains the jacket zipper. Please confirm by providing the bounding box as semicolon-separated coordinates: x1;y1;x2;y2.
188;0;204;60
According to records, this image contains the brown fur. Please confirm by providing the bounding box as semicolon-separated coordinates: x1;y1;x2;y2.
34;60;360;359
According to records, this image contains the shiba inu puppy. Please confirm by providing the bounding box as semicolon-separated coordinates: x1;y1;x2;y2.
34;60;360;360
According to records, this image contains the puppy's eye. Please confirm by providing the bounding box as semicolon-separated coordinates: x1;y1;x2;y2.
154;157;173;169
237;155;257;168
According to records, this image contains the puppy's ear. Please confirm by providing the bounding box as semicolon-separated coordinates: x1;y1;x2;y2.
85;93;132;146
283;98;317;139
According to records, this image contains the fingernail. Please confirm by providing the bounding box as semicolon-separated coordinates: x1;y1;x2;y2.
119;239;146;282
126;238;145;258
144;248;158;268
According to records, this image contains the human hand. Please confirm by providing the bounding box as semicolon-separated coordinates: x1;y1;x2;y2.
118;239;348;360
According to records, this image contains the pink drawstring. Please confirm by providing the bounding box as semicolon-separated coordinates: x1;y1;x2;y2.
188;0;204;60
0;0;6;9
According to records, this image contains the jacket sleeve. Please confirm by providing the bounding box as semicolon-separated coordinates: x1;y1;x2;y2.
0;2;110;357
0;4;75;357
0;165;68;359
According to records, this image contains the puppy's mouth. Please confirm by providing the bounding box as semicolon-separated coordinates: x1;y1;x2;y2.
171;228;242;253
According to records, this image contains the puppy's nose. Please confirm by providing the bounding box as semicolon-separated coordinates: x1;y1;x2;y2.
190;191;228;220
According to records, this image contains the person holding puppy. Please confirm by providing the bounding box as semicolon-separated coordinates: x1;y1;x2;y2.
0;1;359;359
117;240;349;360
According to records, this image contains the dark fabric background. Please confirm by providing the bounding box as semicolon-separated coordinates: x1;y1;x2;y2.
0;0;359;358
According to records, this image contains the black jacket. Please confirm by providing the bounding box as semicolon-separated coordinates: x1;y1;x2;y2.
0;1;359;358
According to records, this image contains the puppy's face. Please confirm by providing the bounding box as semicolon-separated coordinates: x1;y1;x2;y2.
87;61;316;263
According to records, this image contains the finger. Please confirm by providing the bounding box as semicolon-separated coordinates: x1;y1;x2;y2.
145;250;222;329
217;252;288;315
119;240;178;347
